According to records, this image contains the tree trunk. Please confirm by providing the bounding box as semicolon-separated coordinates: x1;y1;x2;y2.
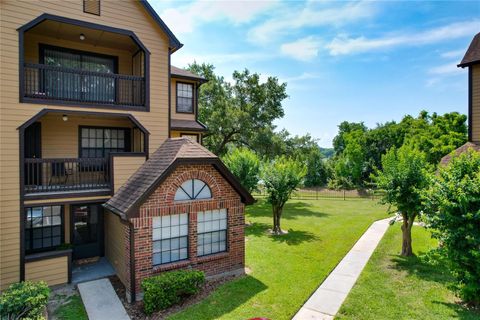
272;205;283;235
400;212;415;256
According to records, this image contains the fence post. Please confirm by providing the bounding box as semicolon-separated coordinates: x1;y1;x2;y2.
316;188;318;200
343;189;346;200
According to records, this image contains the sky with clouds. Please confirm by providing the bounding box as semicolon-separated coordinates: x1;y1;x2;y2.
151;0;480;147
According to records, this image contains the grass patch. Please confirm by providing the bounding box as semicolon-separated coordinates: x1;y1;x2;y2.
336;225;480;320
169;198;389;320
54;294;88;320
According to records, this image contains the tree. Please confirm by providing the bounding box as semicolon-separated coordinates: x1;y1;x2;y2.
304;147;329;187
188;63;287;156
262;157;306;234
332;121;367;155
222;148;261;193
373;145;430;256
422;149;480;306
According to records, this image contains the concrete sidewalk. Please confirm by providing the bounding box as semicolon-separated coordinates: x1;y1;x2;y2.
292;218;391;320
78;278;130;320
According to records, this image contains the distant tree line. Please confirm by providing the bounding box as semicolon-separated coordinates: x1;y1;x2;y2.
188;62;468;190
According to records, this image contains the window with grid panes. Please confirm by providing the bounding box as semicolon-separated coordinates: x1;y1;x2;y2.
25;206;63;254
152;213;188;265
176;82;193;113
80;127;130;158
197;209;227;256
174;179;211;201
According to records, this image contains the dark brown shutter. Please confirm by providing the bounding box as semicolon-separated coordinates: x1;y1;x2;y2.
83;0;100;15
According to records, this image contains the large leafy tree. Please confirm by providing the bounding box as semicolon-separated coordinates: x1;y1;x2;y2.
188;63;287;156
332;121;367;154
373;145;430;256
304;147;329;187
222;148;261;194
262;157;306;234
423;149;480;306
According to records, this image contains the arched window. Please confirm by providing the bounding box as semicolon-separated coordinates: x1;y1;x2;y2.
174;179;212;201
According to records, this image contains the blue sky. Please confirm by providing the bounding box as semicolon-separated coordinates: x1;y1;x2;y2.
151;0;480;147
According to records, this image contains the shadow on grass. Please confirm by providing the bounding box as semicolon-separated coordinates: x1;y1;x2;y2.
390;252;452;285
246;222;318;245
170;275;267;320
432;301;480;320
247;200;329;220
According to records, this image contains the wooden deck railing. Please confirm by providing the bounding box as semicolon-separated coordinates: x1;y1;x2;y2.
23;63;145;107
24;158;111;194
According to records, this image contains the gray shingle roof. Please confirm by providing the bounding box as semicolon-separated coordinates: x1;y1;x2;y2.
104;138;253;218
171;119;207;131
171;66;206;81
459;33;480;67
440;142;480;166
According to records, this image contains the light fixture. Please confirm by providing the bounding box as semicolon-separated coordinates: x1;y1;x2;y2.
62;114;68;122
79;33;85;41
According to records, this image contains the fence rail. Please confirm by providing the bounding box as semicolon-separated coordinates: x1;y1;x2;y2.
23;63;145;107
24;158;110;194
252;187;384;200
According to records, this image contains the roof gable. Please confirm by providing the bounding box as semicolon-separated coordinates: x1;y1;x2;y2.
104;138;254;218
459;32;480;67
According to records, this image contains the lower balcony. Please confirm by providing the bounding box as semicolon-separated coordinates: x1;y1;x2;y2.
24;158;111;196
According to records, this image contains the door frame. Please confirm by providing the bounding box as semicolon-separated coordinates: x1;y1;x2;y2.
70;202;105;260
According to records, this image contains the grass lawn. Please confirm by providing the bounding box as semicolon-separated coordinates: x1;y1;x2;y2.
169;198;389;320
336;225;480;320
53;294;88;320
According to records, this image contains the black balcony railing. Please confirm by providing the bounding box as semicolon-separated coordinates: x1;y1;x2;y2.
24;158;111;195
23;63;145;107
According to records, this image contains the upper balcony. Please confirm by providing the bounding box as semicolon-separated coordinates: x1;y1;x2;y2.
19;15;149;111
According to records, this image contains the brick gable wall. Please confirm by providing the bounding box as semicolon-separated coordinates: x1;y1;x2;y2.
129;164;245;297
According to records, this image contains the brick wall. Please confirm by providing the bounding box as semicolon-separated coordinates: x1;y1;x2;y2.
129;164;245;296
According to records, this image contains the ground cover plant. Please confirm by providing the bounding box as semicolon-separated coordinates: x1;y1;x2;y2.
168;198;389;320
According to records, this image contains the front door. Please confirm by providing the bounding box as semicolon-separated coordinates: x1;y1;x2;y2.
24;122;42;186
71;203;104;260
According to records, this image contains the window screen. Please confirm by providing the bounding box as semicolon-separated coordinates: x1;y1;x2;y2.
25;206;63;254
197;209;227;256
176;83;194;113
152;214;189;265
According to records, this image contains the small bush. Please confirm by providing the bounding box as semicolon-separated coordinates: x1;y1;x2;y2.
0;281;50;320
141;270;205;315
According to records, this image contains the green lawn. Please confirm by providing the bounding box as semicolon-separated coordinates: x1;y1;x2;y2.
53;294;88;320
336;225;480;320
169;199;389;320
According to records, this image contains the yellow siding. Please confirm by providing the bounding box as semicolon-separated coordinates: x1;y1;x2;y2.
171;78;196;120
472;65;480;142
24;196;110;206
40;114;133;158
112;155;146;192
104;211;127;285
171;130;201;143
25;256;68;286
0;0;170;289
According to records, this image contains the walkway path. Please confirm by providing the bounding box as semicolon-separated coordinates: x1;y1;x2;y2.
292;218;391;320
78;278;130;320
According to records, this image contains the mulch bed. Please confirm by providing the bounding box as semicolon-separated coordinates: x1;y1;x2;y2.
109;273;241;320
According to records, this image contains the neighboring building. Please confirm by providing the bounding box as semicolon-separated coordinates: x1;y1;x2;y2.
441;32;480;165
0;0;253;302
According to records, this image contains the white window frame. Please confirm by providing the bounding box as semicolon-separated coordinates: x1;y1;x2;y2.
197;209;227;257
152;213;189;265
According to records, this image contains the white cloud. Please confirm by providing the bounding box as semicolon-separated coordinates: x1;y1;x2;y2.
428;61;463;76
280;37;322;61
248;1;376;43
156;0;277;35
440;49;465;59
326;20;479;56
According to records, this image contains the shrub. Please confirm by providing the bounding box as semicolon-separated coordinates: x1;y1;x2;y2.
0;281;50;320
423;149;480;306
141;270;205;315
